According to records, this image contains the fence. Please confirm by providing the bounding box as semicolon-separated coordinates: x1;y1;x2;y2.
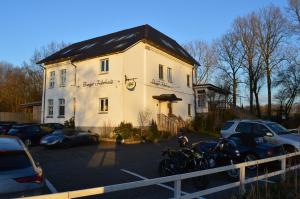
24;151;300;199
0;112;34;123
157;114;185;135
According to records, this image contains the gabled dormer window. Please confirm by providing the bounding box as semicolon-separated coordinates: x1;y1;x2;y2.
100;59;109;74
49;71;55;88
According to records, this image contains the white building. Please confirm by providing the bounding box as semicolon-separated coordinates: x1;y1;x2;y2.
194;84;229;114
38;25;199;134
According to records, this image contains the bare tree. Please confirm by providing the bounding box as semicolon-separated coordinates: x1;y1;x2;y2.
234;13;266;117
234;13;258;114
274;47;300;118
215;32;244;107
183;41;217;84
287;0;300;35
255;5;287;118
0;41;68;112
138;109;152;132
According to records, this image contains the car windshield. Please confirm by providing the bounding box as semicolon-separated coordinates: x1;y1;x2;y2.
0;152;32;171
7;128;20;134
52;130;64;135
266;123;289;135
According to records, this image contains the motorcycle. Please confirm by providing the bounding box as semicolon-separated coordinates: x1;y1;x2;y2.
178;136;240;180
158;147;209;189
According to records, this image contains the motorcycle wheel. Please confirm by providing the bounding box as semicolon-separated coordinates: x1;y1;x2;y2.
158;159;174;176
192;161;209;189
226;161;240;181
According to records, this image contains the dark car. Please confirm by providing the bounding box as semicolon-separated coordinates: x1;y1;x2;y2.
193;133;283;171
0;122;17;135
7;125;49;147
40;129;100;148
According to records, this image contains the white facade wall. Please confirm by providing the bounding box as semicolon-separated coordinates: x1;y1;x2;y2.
42;42;195;130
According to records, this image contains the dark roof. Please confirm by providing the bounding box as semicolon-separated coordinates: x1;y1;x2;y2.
37;24;199;66
153;94;182;102
194;83;230;95
20;101;42;108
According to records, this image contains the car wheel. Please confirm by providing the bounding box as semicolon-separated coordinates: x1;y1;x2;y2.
283;145;296;154
24;139;32;147
244;154;258;170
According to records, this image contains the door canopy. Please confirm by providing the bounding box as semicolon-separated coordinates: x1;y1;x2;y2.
152;94;182;102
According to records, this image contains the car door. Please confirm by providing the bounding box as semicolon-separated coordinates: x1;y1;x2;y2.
29;126;44;144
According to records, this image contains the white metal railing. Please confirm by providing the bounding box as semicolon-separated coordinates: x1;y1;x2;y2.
24;151;300;199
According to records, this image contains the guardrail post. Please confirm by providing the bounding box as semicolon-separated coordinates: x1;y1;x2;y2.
281;157;286;181
239;165;245;195
174;179;181;198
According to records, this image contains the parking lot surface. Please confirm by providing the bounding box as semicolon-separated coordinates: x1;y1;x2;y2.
27;134;283;199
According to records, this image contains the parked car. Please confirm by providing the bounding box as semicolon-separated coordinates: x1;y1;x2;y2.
193;133;283;174
0;122;17;135
40;129;100;148
289;128;300;134
7;125;49;147
221;120;300;152
0;136;44;197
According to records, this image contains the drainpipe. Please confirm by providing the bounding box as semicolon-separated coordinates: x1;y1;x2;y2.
39;64;46;124
70;62;77;122
192;65;197;117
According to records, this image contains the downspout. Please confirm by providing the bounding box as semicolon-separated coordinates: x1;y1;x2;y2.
192;64;198;117
70;62;77;122
39;64;46;124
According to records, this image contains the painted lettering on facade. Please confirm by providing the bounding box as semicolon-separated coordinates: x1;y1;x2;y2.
150;79;172;88
82;79;114;88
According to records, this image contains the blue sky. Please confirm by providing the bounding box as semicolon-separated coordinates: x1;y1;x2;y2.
0;0;287;66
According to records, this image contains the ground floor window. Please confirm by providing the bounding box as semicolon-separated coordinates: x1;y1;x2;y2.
99;98;108;113
58;99;65;117
188;104;191;116
48;99;53;116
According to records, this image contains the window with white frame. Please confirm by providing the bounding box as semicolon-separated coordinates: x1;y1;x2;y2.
198;92;206;108
60;69;66;87
48;99;53;116
58;99;65;117
99;98;108;113
167;67;172;83
159;64;164;80
49;71;55;88
100;59;109;73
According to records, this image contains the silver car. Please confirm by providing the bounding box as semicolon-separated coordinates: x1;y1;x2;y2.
0;136;44;197
221;120;300;152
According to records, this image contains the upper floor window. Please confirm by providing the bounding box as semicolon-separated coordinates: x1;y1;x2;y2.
167;67;172;83
100;59;109;73
58;99;65;117
198;93;206;108
49;71;55;88
99;98;108;113
60;69;66;87
48;99;53;116
187;74;190;87
159;64;164;80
